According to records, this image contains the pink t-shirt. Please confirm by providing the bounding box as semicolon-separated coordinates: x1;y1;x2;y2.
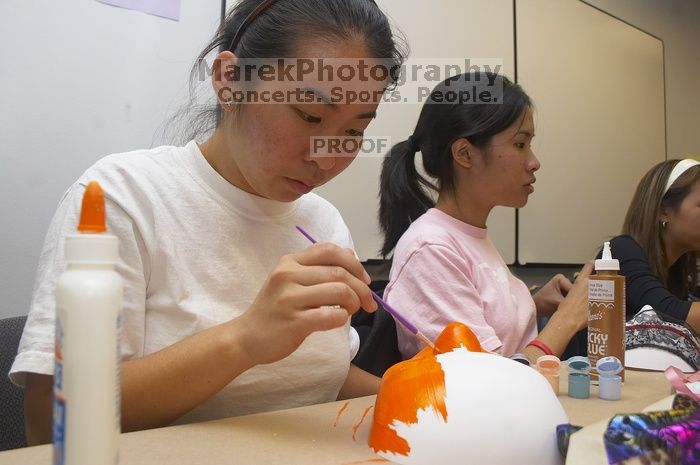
385;208;537;358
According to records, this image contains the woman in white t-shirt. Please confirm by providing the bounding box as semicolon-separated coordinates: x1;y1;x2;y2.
12;0;407;444
378;73;591;362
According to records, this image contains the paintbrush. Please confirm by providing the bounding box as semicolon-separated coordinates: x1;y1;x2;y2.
295;225;437;351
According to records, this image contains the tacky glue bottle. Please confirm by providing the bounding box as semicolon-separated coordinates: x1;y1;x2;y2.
587;241;625;383
53;181;122;465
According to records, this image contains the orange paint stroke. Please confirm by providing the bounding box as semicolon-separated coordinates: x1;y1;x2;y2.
341;458;390;465
369;322;484;457
334;401;350;427
352;406;374;442
434;321;485;354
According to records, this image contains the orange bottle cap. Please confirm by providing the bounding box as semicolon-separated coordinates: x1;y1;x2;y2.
77;181;106;233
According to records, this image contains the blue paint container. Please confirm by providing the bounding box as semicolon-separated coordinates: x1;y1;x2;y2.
597;356;623;401
566;356;591;399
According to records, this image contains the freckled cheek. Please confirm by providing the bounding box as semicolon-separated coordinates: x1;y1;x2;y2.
256;127;286;152
254;126;308;173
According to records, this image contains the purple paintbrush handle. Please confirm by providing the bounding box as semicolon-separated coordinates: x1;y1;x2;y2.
369;290;418;335
296;225;420;337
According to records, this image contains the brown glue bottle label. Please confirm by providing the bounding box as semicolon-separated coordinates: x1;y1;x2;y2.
587;274;625;382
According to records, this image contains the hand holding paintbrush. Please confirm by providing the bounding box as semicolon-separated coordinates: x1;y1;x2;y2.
296;225;436;351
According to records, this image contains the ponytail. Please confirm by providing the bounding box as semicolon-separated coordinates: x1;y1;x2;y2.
378;138;437;257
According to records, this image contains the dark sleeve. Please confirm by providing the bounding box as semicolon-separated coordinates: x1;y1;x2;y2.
595;236;692;321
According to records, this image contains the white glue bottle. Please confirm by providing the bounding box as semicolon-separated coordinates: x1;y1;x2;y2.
53;181;122;465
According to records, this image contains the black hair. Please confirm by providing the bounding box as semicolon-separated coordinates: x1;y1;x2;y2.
378;73;532;257
172;0;407;142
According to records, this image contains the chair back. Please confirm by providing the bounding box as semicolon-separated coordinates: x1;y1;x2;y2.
0;315;28;450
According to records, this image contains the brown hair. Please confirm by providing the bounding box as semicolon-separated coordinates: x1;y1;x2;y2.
622;159;700;297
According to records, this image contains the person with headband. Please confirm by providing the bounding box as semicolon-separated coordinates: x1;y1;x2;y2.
601;158;700;332
378;73;593;363
11;0;407;444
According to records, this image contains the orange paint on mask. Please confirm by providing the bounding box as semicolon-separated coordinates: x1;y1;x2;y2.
369;322;484;456
433;320;485;354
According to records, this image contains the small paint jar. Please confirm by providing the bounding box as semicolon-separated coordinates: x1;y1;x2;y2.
566;356;591;399
536;355;561;395
597;356;623;401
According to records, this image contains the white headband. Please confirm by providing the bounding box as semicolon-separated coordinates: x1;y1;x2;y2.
664;159;700;195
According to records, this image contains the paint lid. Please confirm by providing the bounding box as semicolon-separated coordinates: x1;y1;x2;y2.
536;355;561;375
567;356;591;374
65;180;119;264
597;356;623;377
595;241;620;271
77;181;107;233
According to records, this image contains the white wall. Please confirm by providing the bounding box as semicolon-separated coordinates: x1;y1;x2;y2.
583;0;700;157
0;0;221;319
516;0;666;263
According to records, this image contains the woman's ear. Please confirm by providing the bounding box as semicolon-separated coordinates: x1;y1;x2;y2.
212;51;238;109
451;138;475;169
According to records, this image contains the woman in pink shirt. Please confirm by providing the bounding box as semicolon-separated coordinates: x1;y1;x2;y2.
378;73;591;362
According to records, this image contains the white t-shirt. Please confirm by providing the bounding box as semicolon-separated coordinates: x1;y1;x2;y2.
11;141;360;423
385;208;537;359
